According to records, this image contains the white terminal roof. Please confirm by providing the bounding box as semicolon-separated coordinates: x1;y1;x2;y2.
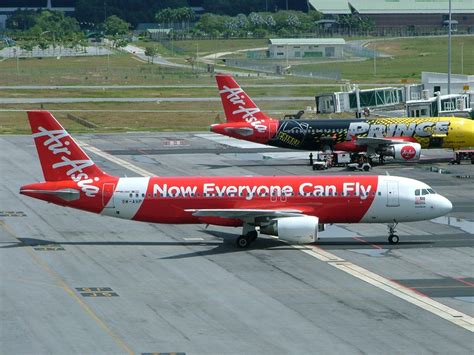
269;38;346;45
309;0;351;14
309;0;474;14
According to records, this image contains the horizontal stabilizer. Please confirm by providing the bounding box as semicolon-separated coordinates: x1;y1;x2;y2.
224;127;254;136
20;188;80;201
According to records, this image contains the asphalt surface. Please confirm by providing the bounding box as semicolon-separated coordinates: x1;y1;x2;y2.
1;132;473;354
0;96;314;104
0;83;404;90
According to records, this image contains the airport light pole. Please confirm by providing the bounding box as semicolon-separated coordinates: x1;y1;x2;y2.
14;48;19;76
373;43;376;76
448;0;452;95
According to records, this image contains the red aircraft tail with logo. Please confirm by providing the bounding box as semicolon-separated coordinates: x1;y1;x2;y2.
216;74;272;123
22;111;116;214
28;111;106;181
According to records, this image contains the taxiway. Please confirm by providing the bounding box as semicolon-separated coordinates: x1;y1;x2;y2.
1;132;473;354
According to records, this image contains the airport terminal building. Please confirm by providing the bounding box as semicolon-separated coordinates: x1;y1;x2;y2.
309;0;474;32
268;38;345;59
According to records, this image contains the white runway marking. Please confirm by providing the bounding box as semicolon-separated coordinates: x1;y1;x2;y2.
196;133;276;149
78;141;154;177
294;244;474;333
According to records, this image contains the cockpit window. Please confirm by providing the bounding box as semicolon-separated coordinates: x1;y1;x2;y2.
416;188;436;195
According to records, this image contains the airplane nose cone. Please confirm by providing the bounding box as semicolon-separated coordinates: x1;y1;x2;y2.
438;196;453;215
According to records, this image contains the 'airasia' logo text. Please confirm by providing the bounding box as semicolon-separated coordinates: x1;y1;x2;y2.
400;145;416;160
33;127;99;197
219;85;267;133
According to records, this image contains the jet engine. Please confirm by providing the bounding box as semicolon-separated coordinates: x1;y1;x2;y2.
384;143;421;161
260;216;320;244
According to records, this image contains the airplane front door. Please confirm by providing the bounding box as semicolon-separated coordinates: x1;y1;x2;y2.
386;181;399;207
102;183;115;208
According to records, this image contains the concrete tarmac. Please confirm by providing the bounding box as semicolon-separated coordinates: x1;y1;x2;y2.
1;132;473;354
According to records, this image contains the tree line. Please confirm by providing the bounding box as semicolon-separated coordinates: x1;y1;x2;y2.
154;8;374;39
5;9;131;54
72;0;311;27
3;5;375;56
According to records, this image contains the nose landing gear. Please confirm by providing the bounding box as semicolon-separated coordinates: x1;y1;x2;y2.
387;221;399;244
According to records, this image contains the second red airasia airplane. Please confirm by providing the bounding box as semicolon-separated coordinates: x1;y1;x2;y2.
20;111;452;247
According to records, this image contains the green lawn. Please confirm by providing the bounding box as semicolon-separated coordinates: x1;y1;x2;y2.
0;53;205;86
0;98;316;134
0;85;340;99
0;52;334;86
2;36;471;134
293;36;474;83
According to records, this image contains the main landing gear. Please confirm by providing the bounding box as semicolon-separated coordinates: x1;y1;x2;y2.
387;221;399;244
236;223;258;248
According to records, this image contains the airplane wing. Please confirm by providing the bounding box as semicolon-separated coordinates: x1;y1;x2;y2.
186;209;303;220
355;137;412;147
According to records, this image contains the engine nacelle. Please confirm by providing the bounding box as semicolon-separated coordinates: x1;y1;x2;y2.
260;216;319;244
386;143;421;161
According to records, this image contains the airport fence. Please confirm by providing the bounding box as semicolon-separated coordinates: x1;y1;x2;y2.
224;58;341;80
344;43;384;59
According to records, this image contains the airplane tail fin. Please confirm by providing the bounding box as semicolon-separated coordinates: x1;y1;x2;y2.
215;74;272;123
27;111;107;181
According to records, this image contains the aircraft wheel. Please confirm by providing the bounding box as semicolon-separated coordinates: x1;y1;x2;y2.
363;164;371;172
236;235;251;248
388;235;399;244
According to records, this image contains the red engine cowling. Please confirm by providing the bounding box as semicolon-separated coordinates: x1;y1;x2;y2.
387;143;421;161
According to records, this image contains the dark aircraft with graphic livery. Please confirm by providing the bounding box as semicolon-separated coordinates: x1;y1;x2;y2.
211;74;474;162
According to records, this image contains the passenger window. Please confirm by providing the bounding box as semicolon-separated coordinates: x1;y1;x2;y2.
415;189;420;196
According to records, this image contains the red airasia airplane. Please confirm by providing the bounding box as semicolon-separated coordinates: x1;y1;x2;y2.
210;74;474;163
20;111;452;247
